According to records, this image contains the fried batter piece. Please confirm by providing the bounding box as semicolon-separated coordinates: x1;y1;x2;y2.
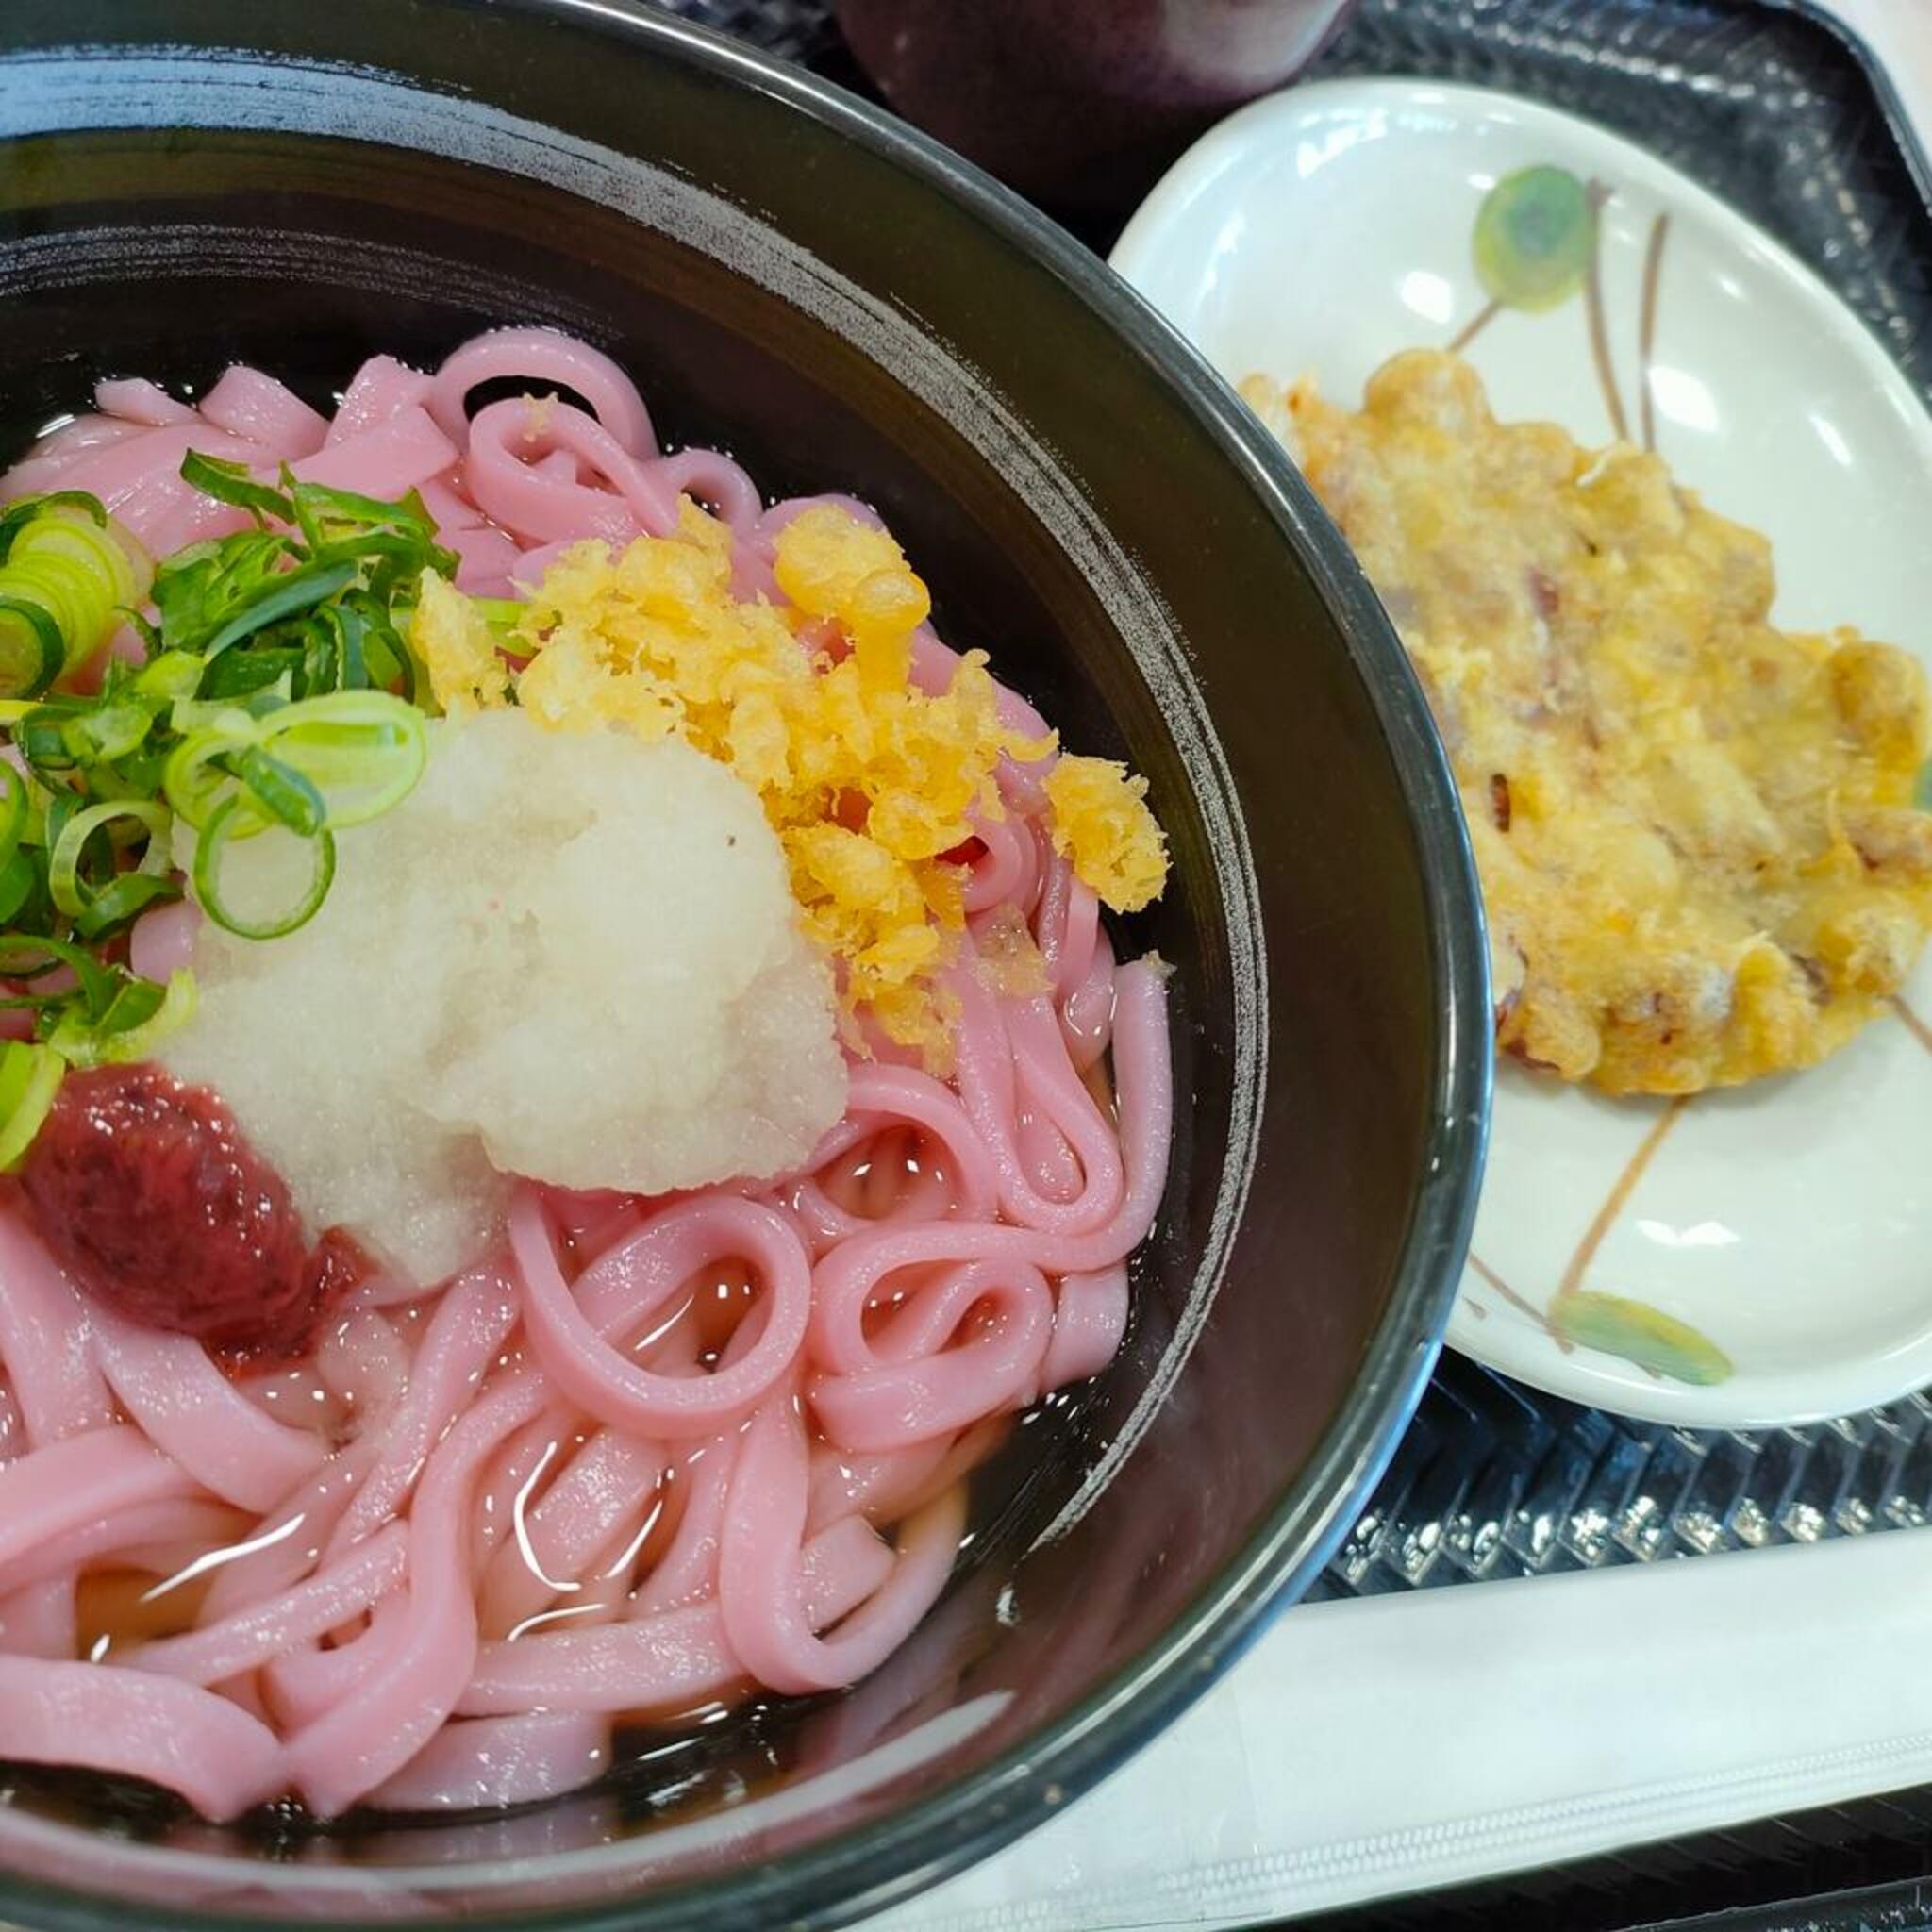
1241;349;1932;1093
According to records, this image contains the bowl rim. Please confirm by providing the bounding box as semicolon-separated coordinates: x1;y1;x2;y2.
0;6;1491;1929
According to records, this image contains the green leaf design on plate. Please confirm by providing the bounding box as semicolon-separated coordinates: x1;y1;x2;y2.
1474;165;1597;313
1915;759;1932;811
1552;1291;1734;1387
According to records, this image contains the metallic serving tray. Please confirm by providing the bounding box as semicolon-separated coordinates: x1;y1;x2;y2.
664;0;1932;1920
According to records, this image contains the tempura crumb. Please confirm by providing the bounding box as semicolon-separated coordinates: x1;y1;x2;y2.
409;501;1171;1061
1044;755;1170;915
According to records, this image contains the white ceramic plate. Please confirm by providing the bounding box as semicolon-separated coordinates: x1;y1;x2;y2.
1112;77;1932;1427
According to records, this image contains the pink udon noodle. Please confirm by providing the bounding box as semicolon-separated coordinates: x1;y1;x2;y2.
0;330;1174;1821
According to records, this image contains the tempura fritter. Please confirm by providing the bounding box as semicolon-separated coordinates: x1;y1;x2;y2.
1241;349;1932;1093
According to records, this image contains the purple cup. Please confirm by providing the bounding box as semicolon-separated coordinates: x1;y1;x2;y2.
837;0;1357;208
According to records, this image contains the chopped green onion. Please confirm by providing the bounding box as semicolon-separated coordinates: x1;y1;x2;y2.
202;558;358;660
48;966;195;1067
63;699;152;767
15;707;77;779
0;848;34;927
0;499;151;691
73;870;179;942
1;555;98;664
133;651;206;704
329;603;368;691
39;787;79;868
47;798;172;920
160;708;257;829
178;453;294;527
0;1041;63;1171
224;746;326;839
163;689;425;840
0;762;27;876
204;645;301;702
0;456;458;1164
257;691;428;828
0;931;118;1004
9;507;146;604
0;596;64;700
0;491;105;562
292;476;428;534
153;531;294;658
192;794;336;940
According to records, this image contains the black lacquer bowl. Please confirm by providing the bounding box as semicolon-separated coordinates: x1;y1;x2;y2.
0;5;1488;1927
